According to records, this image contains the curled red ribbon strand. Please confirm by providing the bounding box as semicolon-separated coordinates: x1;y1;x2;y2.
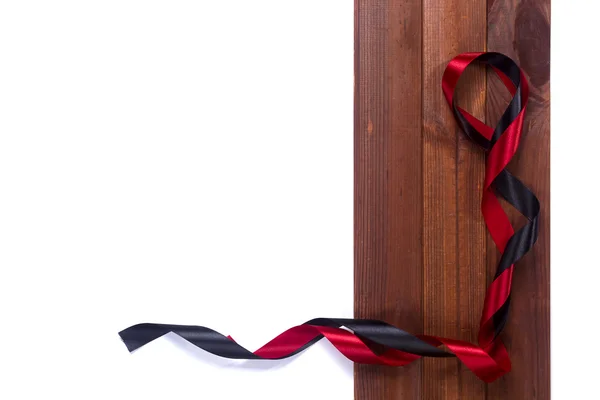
119;52;539;383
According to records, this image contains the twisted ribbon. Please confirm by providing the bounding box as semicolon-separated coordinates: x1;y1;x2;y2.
119;52;539;383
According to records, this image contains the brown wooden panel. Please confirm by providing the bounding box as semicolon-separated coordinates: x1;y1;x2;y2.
355;0;550;398
354;0;423;399
486;0;551;399
422;0;487;399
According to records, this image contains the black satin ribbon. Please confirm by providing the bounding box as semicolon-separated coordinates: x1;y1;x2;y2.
120;318;450;358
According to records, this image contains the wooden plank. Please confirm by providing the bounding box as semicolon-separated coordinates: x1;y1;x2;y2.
422;0;487;399
486;0;551;399
354;0;423;399
455;61;488;399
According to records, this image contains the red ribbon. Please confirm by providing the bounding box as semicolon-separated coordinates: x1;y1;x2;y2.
120;52;535;383
245;52;529;382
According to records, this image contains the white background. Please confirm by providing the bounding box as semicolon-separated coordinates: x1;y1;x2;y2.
552;0;600;398
0;1;353;399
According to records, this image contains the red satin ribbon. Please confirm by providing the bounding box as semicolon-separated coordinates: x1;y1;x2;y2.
120;52;532;384
228;52;529;383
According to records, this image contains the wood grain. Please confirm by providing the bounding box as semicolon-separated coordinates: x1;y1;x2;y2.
422;0;486;399
354;0;423;398
354;0;550;398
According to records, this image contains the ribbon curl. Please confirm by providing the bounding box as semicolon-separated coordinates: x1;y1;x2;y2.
119;52;539;383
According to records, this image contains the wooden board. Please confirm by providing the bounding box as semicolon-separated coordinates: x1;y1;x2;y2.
354;0;550;399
